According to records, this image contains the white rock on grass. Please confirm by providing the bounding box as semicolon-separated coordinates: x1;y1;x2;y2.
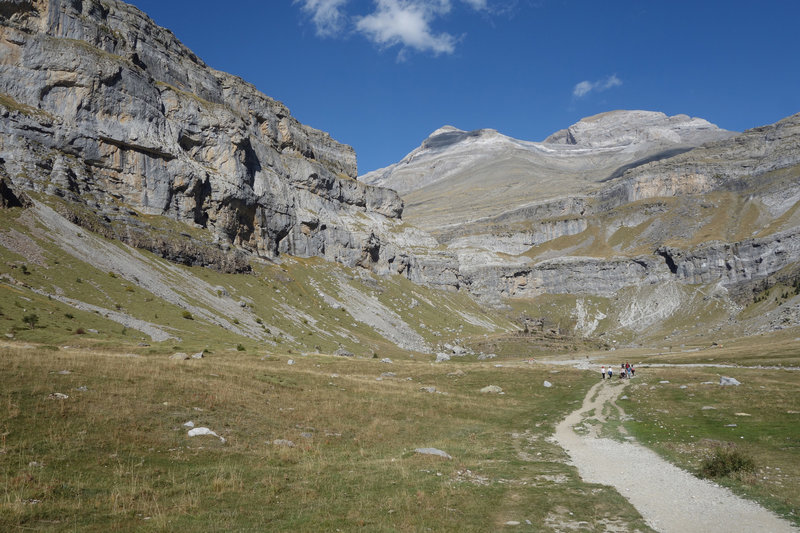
414;447;452;459
381;358;393;364
183;421;195;428
720;376;741;386
435;353;451;363
272;439;295;447
543;381;553;388
169;352;190;360
191;352;204;359
420;386;438;393
187;427;225;443
47;393;69;400
480;385;503;394
287;359;295;365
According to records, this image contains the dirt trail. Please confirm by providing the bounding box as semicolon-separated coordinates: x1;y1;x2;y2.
554;380;798;533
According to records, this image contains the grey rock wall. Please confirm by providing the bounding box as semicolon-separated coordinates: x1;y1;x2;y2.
0;0;403;272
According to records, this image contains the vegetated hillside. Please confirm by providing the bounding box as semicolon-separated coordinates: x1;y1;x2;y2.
0;200;518;357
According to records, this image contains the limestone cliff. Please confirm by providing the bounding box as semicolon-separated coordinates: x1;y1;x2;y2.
0;0;404;272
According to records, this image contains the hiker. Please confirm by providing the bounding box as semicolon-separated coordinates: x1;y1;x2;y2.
601;365;606;379
630;365;635;377
607;367;613;379
625;362;630;377
621;363;626;379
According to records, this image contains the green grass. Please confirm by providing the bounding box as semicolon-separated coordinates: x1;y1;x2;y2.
0;346;652;531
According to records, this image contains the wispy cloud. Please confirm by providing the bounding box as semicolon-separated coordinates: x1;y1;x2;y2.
295;0;502;56
461;0;489;10
295;0;349;37
573;74;622;98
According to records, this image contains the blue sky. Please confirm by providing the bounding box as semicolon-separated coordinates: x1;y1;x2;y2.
129;0;800;174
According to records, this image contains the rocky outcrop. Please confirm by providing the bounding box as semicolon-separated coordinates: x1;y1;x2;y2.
0;174;31;208
657;227;800;286
0;0;404;272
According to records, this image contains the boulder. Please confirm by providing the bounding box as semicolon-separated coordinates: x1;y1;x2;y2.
480;385;503;394
719;376;741;386
187;427;225;443
414;447;452;459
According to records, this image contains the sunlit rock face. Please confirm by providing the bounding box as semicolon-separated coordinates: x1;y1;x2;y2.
0;0;406;272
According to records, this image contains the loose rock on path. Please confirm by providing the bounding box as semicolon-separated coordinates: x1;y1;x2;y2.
554;381;797;533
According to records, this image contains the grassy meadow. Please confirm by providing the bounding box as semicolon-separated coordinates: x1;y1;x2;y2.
1;344;652;531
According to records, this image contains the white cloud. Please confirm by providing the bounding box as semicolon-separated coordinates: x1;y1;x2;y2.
295;0;496;56
572;74;622;98
295;0;349;37
355;0;457;56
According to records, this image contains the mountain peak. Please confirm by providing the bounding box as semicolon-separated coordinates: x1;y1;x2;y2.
421;126;501;151
543;110;732;148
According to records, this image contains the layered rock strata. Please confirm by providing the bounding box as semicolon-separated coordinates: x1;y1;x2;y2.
0;0;405;272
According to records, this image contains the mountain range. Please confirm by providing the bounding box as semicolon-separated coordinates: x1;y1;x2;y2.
2;0;800;353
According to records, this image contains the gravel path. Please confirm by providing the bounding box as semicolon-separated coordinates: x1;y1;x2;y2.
554;381;798;533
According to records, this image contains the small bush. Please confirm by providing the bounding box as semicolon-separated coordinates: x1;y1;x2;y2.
125;286;135;293
20;264;29;275
108;271;117;278
75;277;82;283
255;317;263;325
182;310;194;320
75;327;86;335
236;344;245;351
232;318;239;325
22;313;39;329
700;447;755;478
64;313;74;319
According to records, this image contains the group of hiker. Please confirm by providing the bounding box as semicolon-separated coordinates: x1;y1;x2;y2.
600;362;634;380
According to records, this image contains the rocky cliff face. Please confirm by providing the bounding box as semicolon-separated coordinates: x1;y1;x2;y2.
0;0;405;272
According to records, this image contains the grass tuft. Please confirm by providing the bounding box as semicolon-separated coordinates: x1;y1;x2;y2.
701;447;756;479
